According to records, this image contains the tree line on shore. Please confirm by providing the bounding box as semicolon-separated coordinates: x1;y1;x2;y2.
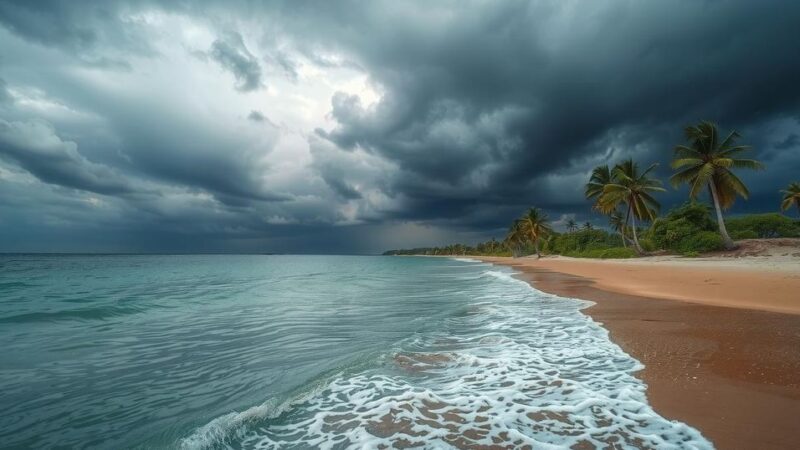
384;121;800;258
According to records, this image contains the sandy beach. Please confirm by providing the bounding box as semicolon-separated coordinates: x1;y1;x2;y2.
476;246;800;449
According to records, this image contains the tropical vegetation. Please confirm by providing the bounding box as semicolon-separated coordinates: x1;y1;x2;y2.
670;121;763;249
507;208;553;258
781;182;800;216
384;121;799;259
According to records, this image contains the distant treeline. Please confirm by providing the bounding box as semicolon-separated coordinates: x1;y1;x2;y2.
385;121;800;259
384;208;800;258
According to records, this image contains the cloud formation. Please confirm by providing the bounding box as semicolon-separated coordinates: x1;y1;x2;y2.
0;0;798;253
208;31;263;92
0;119;135;195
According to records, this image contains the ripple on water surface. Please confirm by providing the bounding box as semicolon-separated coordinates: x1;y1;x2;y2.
181;268;713;450
0;255;713;449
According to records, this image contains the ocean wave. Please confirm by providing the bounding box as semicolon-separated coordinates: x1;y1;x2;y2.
450;257;482;263
180;266;712;449
0;305;147;324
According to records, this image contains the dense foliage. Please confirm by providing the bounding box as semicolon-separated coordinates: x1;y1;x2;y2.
645;203;722;255
725;214;800;239
384;228;634;259
384;124;797;259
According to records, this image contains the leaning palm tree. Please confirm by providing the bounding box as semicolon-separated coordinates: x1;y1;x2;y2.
781;182;800;216
566;218;578;233
670;121;764;249
504;221;526;258
515;207;553;258
599;159;665;254
585;165;614;213
608;210;628;248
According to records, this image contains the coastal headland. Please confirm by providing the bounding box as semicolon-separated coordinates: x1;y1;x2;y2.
475;251;800;450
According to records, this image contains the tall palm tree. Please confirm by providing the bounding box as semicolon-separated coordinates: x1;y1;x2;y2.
585;165;614;213
599;159;665;254
670;121;764;249
515;207;553;258
781;182;800;216
608;210;628;248
566;218;578;233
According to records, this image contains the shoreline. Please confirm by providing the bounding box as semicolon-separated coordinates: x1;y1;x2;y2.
474;255;800;450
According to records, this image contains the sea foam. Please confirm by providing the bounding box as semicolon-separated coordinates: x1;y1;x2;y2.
450;257;482;263
181;263;713;449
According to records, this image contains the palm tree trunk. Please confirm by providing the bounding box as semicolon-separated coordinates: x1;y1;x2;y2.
620;206;630;248
708;181;736;250
535;238;540;258
628;204;644;254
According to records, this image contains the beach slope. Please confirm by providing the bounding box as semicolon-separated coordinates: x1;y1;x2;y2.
477;247;800;450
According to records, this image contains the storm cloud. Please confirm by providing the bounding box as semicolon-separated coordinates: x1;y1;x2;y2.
0;0;798;253
208;31;264;92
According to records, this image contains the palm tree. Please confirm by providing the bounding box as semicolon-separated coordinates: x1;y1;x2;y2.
504;221;526;258
515;207;553;258
599;159;665;254
487;237;498;254
566;218;578;233
608;210;628;248
583;222;594;231
670;121;764;249
781;182;800;216
585;165;614;213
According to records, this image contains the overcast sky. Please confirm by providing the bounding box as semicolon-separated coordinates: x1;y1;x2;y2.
0;1;798;254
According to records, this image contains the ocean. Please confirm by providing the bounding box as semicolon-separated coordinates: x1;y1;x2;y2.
0;254;712;449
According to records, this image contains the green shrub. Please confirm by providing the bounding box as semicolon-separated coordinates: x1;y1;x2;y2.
550;229;623;255
599;247;637;258
639;238;657;252
563;246;636;259
678;231;724;254
730;229;758;240
584;242;613;251
725;213;800;239
645;202;717;253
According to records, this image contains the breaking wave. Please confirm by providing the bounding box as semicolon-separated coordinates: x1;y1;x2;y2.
181;264;712;449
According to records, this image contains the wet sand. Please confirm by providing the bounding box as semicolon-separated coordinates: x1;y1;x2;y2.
476;256;800;450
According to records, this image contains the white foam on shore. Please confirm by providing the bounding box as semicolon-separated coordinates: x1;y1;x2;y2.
450;257;482;263
181;265;713;449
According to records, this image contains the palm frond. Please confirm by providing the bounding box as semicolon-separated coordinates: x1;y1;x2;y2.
673;145;702;159
730;158;764;170
689;163;714;198
716;169;750;199
669;165;703;187
671;157;703;169
718;145;750;157
717;129;741;150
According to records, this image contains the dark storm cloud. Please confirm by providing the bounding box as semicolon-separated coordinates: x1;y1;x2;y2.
774;134;799;151
272;1;800;232
248;110;265;122
0;119;135;195
0;0;151;68
306;0;800;231
0;0;101;51
0;0;799;253
209;31;263;92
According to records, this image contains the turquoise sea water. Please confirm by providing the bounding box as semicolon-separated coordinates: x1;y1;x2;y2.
0;255;712;449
